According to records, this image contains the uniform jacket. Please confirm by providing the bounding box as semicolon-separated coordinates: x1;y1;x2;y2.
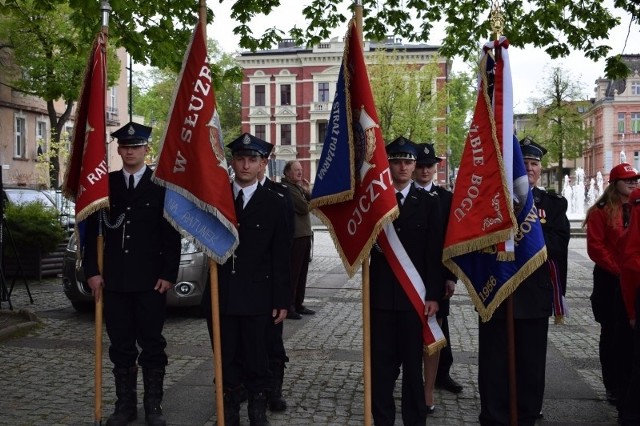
493;187;569;320
218;183;290;315
83;167;181;292
587;201;626;277
263;177;295;243
281;177;312;239
620;191;640;321
534;187;571;294
370;185;444;311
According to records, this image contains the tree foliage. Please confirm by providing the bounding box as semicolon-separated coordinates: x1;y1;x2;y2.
368;50;446;146
525;66;590;190
443;71;475;172
133;39;242;161
0;0;121;188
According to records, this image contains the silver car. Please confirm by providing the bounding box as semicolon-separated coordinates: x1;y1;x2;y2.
62;234;208;311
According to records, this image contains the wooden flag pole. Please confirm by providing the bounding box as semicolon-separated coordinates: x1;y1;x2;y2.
95;233;104;425
361;258;373;426
94;3;111;424
208;260;225;426
353;2;370;424
197;3;225;424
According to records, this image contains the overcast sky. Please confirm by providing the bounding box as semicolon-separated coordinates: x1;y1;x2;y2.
207;0;640;114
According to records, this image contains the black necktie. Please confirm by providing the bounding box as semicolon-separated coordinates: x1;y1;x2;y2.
235;189;244;214
128;174;135;194
396;192;403;206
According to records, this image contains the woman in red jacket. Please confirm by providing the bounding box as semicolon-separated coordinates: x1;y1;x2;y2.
619;187;640;425
584;163;639;407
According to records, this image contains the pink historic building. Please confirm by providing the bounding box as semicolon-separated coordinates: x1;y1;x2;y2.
235;37;449;183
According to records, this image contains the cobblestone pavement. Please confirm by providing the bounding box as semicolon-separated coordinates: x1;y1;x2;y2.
0;232;619;425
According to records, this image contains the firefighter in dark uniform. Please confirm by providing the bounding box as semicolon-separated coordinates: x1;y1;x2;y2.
370;136;444;426
478;136;570;426
201;133;290;426
84;122;182;426
413;142;463;415
258;146;294;412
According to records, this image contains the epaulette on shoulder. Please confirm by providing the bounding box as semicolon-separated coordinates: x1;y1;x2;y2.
552;192;563;199
266;187;285;198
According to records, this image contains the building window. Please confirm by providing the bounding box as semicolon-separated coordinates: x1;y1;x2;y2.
632;82;640;95
318;82;330;102
317;122;328;148
618;112;626;134
110;87;117;112
14;116;26;158
281;124;291;146
255;85;266;106
280;84;291;106
36;120;48;155
255;124;266;141
632;113;640;133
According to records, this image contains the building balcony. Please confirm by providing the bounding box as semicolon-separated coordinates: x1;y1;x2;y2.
310;102;331;114
612;132;640;145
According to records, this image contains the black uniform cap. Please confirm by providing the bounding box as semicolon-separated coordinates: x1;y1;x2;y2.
415;143;442;166
386;136;418;160
227;133;272;157
519;136;547;161
111;122;152;146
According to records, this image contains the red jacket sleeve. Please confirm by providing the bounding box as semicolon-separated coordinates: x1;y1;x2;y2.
586;207;622;277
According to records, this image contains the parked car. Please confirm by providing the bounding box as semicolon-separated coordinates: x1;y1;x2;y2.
62;233;209;312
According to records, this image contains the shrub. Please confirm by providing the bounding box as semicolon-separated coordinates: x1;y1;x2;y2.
3;200;66;255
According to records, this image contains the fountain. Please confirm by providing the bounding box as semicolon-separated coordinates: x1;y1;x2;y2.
562;167;599;220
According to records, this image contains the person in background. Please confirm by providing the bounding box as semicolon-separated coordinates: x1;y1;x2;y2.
201;133;290;426
370;136;444;426
619;187;640;426
281;160;315;319
83;122;182;426
478;137;569;425
413;142;462;415
584;162;638;409
258;148;295;412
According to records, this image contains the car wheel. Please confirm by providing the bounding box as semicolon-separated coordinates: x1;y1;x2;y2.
71;301;94;312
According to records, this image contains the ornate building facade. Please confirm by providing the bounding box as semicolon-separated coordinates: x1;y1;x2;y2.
235;37;449;182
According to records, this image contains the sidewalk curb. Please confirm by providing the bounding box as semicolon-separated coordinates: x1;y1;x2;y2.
0;309;42;341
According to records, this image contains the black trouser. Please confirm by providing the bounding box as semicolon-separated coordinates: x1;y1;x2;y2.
290;236;311;311
371;308;426;426
619;294;640;425
103;289;168;369
436;315;454;380
478;316;549;426
267;320;288;365
218;314;272;393
591;266;620;395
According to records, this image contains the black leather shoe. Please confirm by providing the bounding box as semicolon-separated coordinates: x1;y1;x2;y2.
426;405;436;415
435;375;463;393
286;312;302;320
297;307;315;315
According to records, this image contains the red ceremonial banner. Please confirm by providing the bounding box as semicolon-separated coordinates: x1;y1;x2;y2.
443;68;514;258
311;21;398;277
62;33;109;223
152;22;236;228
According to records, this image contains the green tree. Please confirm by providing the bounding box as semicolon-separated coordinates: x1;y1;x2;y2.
0;1;121;188
525;66;590;191
443;71;475;175
133;39;242;160
368;50;446;146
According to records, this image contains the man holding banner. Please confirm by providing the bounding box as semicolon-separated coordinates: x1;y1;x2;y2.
84;122;182;426
369;137;445;426
477;138;569;426
200;133;290;426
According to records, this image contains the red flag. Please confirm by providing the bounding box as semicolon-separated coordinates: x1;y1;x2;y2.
152;21;238;263
310;20;398;277
62;32;109;223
